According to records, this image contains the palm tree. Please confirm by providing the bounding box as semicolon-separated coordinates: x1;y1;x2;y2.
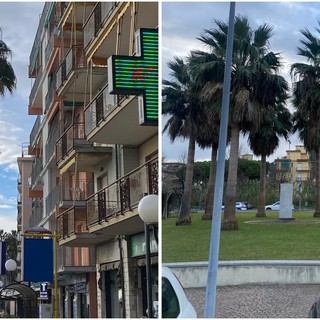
291;25;320;217
197;16;286;229
248;105;292;217
188;50;225;220
162;56;200;225
0;30;16;96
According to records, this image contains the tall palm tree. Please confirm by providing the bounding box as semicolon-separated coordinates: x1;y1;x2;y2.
248;105;292;217
188;50;226;220
162;56;200;225
291;25;320;217
0;30;16;96
198;16;286;229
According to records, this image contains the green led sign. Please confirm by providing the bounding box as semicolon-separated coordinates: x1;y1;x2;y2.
108;28;158;126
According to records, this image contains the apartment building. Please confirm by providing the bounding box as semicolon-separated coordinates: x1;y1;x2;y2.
274;145;311;185
23;2;158;318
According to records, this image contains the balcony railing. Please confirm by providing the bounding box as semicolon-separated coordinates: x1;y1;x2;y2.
45;81;57;113
29;66;43;107
30;115;42;147
56;122;86;164
83;2;117;48
45;126;60;164
87;157;158;226
30;157;43;187
56;45;85;91
57;206;88;238
45;185;59;217
29;199;43;228
84;83;117;136
60;178;94;202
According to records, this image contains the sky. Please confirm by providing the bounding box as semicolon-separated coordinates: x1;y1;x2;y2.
0;2;44;232
161;1;320;162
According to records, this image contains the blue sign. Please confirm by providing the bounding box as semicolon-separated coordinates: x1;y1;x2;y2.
23;238;53;282
0;241;6;275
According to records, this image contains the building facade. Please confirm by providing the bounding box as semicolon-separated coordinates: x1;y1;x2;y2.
19;2;158;318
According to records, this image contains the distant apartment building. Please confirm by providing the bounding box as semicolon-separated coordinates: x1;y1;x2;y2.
19;2;158;318
274;145;311;185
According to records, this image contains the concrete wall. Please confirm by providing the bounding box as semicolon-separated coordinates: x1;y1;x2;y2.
164;261;320;288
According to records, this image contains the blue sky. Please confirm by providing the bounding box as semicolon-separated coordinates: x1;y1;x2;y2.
162;2;320;162
0;2;44;232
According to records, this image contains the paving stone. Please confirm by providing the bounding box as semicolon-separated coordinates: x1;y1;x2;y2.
185;284;320;318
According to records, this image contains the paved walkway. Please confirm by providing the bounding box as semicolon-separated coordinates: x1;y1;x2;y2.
186;284;320;318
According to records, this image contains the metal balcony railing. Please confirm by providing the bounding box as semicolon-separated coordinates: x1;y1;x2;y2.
56;45;85;91
29;199;43;228
57;206;88;238
45;127;60;164
56;123;86;164
45;185;59;217
60;178;94;202
86;157;158;226
29;115;42;147
83;2;117;48
45;82;57;113
30;157;43;187
29;66;43;107
84;83;117;136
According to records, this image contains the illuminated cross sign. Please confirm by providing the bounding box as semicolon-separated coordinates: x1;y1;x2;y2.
108;28;158;126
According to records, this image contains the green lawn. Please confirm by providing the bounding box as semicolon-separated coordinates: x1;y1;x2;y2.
162;211;320;262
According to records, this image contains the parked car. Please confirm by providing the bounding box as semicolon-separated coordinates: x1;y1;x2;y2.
162;267;197;318
265;201;294;211
235;202;247;211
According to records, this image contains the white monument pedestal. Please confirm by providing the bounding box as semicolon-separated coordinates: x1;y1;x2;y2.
279;183;295;221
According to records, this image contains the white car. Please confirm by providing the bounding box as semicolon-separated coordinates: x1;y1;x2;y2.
265;201;294;210
162;267;197;318
235;202;247;211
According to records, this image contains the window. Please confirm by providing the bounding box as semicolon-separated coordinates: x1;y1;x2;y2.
162;277;180;318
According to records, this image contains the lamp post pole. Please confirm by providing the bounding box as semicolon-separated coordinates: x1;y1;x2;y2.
204;2;235;318
138;194;158;318
144;223;152;318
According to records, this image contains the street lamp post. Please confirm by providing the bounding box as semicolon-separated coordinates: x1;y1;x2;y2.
138;194;158;318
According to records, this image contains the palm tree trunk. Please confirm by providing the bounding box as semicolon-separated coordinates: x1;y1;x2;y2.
314;149;320;217
256;154;267;217
176;134;196;225
202;146;218;220
222;124;239;230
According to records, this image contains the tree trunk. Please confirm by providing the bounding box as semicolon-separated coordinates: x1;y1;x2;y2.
176;134;196;225
314;149;320;217
202;146;218;220
222;124;239;230
256;154;267;217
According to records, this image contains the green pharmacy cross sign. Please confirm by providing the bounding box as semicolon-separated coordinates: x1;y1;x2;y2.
108;28;158;126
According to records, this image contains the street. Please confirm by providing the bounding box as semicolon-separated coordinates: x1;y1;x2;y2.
186;284;320;318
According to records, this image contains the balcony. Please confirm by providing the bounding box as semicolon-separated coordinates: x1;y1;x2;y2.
17;174;22;192
56;157;157;247
59;178;94;209
28;66;43;115
83;2;117;50
29;115;42;152
45;83;59;115
56;122;112;173
29;156;43;198
45;127;60;168
45;185;59;217
85;87;157;145
84;2;158;60
56;45;107;103
29;199;43;228
45;31;60;73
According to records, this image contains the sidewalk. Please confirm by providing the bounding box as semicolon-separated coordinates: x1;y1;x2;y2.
186;284;320;318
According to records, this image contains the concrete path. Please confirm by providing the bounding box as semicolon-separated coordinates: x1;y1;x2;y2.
186;284;320;318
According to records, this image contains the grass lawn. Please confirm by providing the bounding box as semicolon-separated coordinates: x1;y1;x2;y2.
162;211;320;262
